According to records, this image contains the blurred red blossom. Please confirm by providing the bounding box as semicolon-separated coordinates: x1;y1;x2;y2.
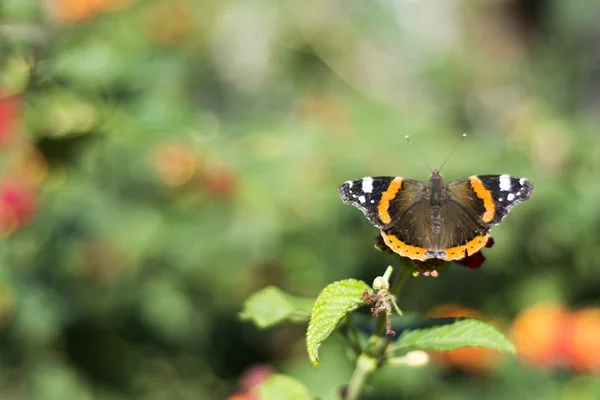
201;166;237;199
0;180;37;236
456;237;495;269
227;364;275;400
0;94;20;149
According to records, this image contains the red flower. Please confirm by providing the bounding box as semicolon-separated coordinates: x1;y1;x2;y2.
226;364;275;400
456;237;495;269
0;94;20;149
0;180;37;236
202;167;237;198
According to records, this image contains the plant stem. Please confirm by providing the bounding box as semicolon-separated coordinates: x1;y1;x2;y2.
345;354;377;400
372;266;411;358
366;266;411;354
390;264;411;298
366;311;388;354
345;266;412;399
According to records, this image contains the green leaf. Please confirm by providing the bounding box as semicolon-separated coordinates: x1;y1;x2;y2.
394;318;515;354
307;279;371;365
239;286;315;329
258;374;313;400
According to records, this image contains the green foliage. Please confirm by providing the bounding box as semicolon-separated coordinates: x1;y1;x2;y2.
1;0;599;399
239;286;314;328
258;374;313;400
393;318;515;354
242;268;517;399
306;279;370;365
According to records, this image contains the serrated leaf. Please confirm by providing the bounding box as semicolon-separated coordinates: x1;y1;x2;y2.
307;279;371;365
258;374;313;400
394;318;515;354
239;286;315;329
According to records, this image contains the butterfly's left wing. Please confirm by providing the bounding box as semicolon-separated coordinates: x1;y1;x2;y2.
447;174;534;225
338;176;426;229
425;174;534;261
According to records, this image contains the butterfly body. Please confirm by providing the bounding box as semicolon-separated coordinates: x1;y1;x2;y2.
339;170;533;261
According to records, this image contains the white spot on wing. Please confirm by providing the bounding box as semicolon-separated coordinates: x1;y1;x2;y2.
519;177;526;185
499;198;503;202
346;180;353;188
507;193;515;201
362;177;374;193
370;200;375;204
499;175;511;191
358;195;366;203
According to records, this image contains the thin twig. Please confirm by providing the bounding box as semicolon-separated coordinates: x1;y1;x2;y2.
345;265;412;400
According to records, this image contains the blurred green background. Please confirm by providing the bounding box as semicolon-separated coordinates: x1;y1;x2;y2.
1;0;600;399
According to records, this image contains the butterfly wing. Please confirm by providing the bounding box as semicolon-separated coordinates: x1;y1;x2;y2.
338;177;426;229
432;199;491;260
447;175;534;225
379;198;436;260
433;174;534;261
340;177;434;260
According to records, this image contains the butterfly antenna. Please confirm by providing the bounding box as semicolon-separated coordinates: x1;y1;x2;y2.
405;135;433;173
438;133;467;173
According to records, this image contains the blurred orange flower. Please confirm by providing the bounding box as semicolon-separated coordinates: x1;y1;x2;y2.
510;302;569;369
565;308;600;373
509;302;600;374
50;0;136;23
152;142;198;187
52;0;107;22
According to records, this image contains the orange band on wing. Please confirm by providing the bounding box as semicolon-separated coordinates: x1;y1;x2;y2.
469;176;495;223
381;231;429;261
381;232;490;262
377;178;404;224
440;234;490;261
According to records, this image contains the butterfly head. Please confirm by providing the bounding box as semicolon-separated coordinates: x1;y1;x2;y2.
429;169;445;204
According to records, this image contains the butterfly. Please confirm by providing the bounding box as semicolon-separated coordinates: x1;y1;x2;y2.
339;170;533;261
